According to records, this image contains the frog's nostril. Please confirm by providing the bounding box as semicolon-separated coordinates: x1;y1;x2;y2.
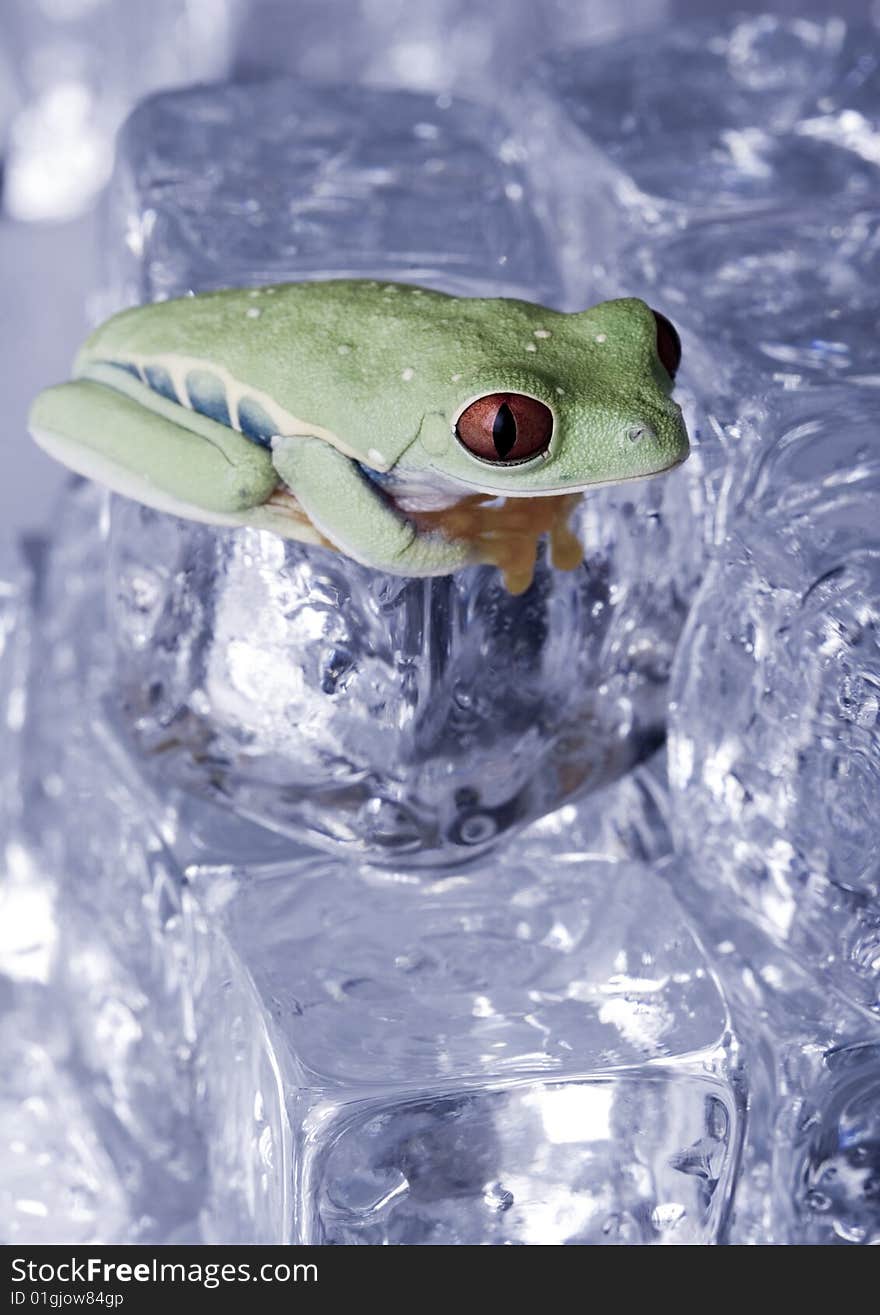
627;424;655;445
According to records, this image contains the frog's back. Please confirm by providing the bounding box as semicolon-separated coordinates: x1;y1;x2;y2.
75;281;472;468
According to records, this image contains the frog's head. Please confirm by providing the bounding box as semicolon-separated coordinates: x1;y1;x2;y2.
410;296;689;498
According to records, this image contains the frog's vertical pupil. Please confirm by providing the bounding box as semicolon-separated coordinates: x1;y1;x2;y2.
455;392;553;464
493;402;517;459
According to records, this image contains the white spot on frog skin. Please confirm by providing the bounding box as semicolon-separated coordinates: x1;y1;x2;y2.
337;344;352;355
248;289;261;298
367;447;387;466
534;328;551;339
525;342;537;352
401;367;415;381
451;373;462;382
595;333;607;343
555;386;565;395
504;182;524;201
245;307;262;318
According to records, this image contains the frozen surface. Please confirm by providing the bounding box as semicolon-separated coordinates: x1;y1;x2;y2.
200;850;731;1089
3;10;880;1246
668;387;880;1011
3;489;742;1244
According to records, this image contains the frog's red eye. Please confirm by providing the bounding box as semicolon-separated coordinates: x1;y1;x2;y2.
455;393;553;464
652;309;681;380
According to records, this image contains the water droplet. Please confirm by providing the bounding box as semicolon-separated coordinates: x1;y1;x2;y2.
483;1182;514;1213
320;647;354;695
651;1202;687;1231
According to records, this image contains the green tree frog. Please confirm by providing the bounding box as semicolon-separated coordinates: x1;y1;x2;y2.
29;280;689;592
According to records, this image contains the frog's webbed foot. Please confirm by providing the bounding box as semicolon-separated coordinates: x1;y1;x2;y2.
271;436;475;576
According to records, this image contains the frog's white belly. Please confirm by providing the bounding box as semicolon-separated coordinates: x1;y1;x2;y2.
360;464;470;514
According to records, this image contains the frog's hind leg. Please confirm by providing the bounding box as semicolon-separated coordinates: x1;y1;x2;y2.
271;435;475;576
30;379;278;526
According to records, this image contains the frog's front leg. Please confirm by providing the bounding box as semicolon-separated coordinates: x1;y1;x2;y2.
271;435;474;576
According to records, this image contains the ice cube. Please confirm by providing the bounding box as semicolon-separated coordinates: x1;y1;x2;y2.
193;850;732;1088
591;207;880;398
0;487;212;1243
532;15;880;241
655;849;877;1245
188;847;742;1244
790;1041;880;1246
668;387;880;1010
107;494;685;863
107;79;561;309
309;1072;737;1244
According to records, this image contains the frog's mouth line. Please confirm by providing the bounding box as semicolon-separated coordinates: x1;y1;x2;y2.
423;452;691;504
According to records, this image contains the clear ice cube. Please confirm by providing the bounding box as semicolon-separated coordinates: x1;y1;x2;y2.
656;849;879;1245
309;1072;737;1244
533;15;880;236
107;79;561;309
4;486;744;1244
668;387;880;1011
1;489;211;1243
790;1041;880;1246
190;846;742;1245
